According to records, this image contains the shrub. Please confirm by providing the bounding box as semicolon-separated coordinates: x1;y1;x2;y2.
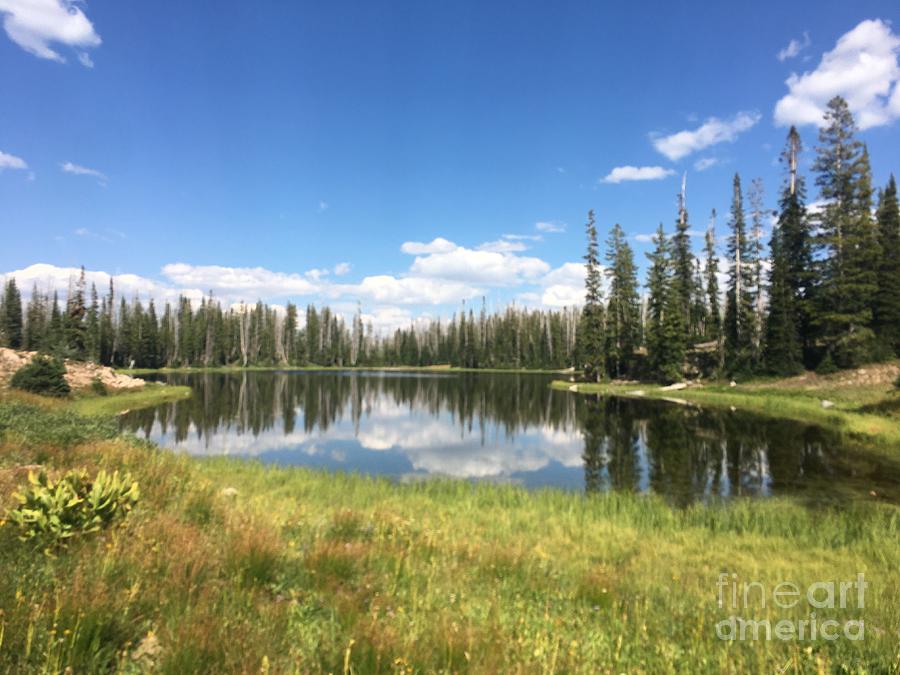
90;376;108;396
7;469;140;549
10;355;70;397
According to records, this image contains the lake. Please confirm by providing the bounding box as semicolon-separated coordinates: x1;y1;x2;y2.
121;371;898;504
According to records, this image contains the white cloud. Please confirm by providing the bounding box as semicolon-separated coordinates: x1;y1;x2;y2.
778;32;811;62
400;237;458;255
0;149;27;170
601;165;675;183
693;157;719;171
354;275;480;305
2;263;205;304
503;233;543;241
535;221;565;233
651;112;761;161
477;238;528;253
536;262;588;308
634;233;654;243
161;263;320;299
333;262;351;276
318;200;329;212
0;0;101;64
61;161;107;184
409;246;550;286
774;19;900;130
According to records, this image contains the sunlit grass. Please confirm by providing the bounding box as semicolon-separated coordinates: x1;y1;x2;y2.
553;377;900;450
0;397;898;672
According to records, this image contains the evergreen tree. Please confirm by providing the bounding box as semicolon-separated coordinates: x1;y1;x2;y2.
811;97;880;368
763;223;803;374
604;223;639;378
65;267;88;358
1;278;23;349
704;210;721;345
578;210;605;381
873;175;900;355
723;173;755;375
645;224;684;382
776;126;814;363
671;175;696;341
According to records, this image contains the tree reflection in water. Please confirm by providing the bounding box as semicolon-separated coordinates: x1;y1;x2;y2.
122;372;895;503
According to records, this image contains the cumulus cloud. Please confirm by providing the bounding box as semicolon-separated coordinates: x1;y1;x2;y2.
0;149;27;170
400;237;457;255
693;157;719;171
778;32;811;62
0;0;101;64
353;275;480;305
2;263;205;304
61;161;107;184
477;238;528;253
161;263;320;299
536;262;588;308
651;112;761;161
333;262;352;276
601;166;675;183
409;246;550;286
774;19;900;130
535;221;565;233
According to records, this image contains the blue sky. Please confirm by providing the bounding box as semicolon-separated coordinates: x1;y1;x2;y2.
1;1;899;330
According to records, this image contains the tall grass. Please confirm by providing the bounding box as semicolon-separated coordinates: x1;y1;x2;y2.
0;398;898;672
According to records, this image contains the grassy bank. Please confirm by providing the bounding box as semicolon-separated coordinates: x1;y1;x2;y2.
553;372;900;449
0;396;898;672
120;364;574;376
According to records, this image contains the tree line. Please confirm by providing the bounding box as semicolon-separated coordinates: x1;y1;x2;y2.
576;96;899;382
1;97;897;380
0;274;581;370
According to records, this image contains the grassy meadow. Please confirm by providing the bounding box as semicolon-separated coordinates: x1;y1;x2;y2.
0;386;898;673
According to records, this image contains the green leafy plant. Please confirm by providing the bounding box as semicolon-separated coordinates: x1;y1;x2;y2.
7;469;139;548
10;355;71;397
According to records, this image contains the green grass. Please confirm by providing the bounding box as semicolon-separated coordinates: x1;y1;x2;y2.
553;377;900;449
0;396;898;672
68;383;192;416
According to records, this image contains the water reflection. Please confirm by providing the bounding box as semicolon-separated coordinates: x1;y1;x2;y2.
121;372;895;503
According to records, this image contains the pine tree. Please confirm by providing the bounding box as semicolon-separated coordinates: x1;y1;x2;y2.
704;210;721;346
578;210;605;381
65;267;88;358
604;223;639;378
1;278;23;349
724;173;756;375
748;178;766;361
645;224;684;382
811;97;880;368
671;174;696;341
776;126;814;364
873;175;900;355
763;222;803;374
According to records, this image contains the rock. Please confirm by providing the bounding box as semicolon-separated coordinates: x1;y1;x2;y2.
730;406;737;412
729;380;737;388
220;487;239;498
660;382;687;391
821;400;835;409
0;348;146;392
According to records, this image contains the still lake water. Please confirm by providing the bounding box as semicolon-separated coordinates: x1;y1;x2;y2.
121;371;898;504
